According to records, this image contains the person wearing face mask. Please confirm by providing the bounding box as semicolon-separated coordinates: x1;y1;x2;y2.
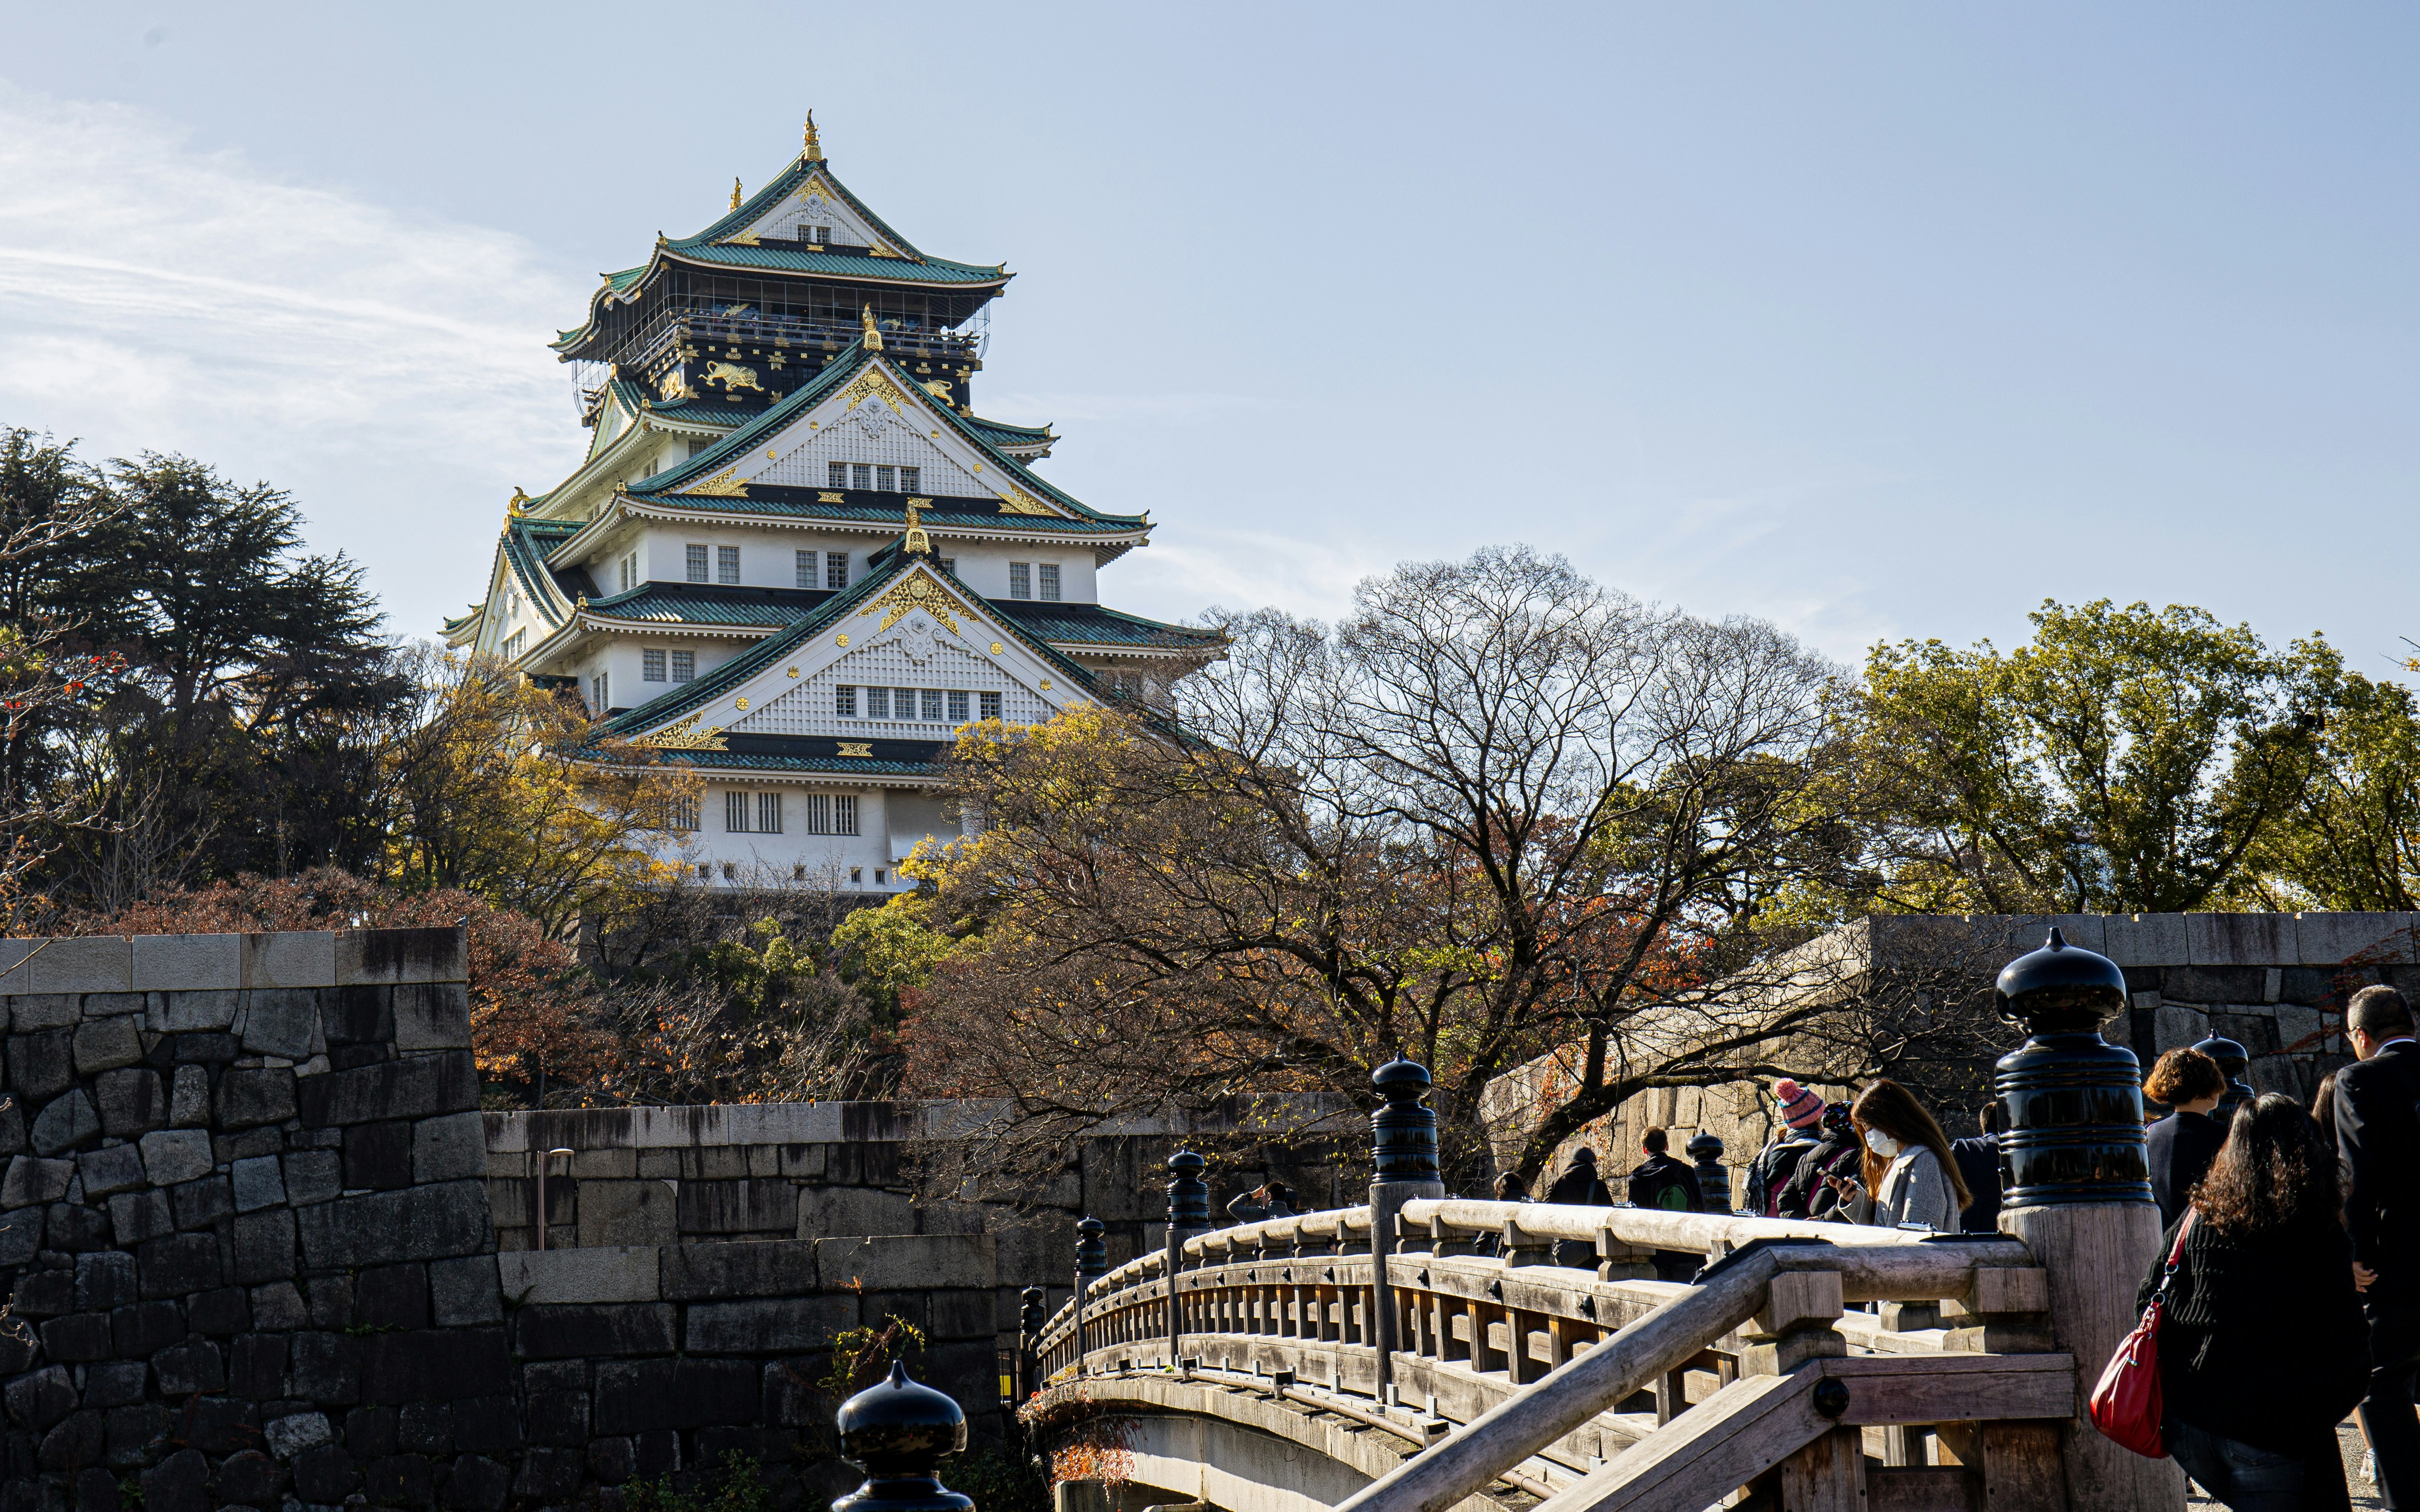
1822;1079;1969;1232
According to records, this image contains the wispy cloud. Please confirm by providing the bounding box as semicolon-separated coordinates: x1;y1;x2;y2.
0;84;587;637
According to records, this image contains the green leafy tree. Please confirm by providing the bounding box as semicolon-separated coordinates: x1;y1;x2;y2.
1847;599;2329;914
2236;663;2420;910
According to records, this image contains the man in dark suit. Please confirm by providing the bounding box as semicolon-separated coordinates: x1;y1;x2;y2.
2337;983;2420;1508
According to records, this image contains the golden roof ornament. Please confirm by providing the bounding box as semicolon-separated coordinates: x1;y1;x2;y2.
730;177;743;211
803;111;824;163
507;487;530;516
902;499;931;556
860;304;884;353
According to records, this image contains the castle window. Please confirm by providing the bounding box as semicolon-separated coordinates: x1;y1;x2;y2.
618;552;638;593
865;687;890;719
828;462;847;489
671;651;695;682
850;867;863;884
875;466;895;491
689;439;710;457
836;685;858;718
979;692;1002;721
643;650;666;682
686;544;709;583
895;686;919;721
900;467;920;492
1009;563;1030;599
1038;563;1061;601
590;673;609;716
662;794;699;832
721;862;736;880
947;690;969;723
502;630;526;660
716;545;740;585
834;794;859;834
919;689;944;722
799;794;861;835
796;550;814;590
808;224;831;244
758;793;783;833
724;791;749;831
826;551;848;590
851;464;872;490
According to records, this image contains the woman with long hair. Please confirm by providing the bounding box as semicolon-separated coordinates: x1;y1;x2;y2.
2144;1046;2229;1229
1822;1079;1969;1231
2134;1093;2368;1510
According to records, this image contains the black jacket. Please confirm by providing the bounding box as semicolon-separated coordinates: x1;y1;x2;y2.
2144;1110;2227;1231
1948;1134;2002;1234
1625;1153;1701;1213
1745;1133;1819;1217
1776;1131;1861;1220
2337;1039;2420;1291
2134;1213;2370;1453
1545;1160;1609;1208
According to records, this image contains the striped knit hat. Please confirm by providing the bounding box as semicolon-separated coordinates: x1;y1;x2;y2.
1774;1078;1826;1131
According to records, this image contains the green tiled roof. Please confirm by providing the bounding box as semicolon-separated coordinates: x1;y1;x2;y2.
594;549;1100;741
649;496;1144;536
968;416;1055;449
993;602;1225;651
552;157;1007;351
584;583;825;629
625;340;1141;527
502;517;586;623
622;746;946;779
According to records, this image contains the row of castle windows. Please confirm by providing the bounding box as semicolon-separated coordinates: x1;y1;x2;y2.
723;791;859;835
657;543;1055;596
836;687;1001;724
829;463;920;492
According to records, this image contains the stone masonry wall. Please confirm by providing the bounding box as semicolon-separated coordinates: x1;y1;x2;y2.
484;1102;1358;1358
0;928;1020;1512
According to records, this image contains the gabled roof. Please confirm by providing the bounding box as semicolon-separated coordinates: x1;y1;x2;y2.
581;582;826;631
991;601;1226;653
551;153;1009;352
621;338;1141;527
501;517;588;624
594;547;1099;742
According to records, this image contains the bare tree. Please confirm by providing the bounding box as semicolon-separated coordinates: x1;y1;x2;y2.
909;546;1911;1184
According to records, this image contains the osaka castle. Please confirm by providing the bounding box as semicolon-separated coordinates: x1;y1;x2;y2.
446;114;1222;892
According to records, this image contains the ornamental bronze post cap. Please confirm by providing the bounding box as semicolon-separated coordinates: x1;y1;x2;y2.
1685;1131;1724;1161
1168;1150;1206;1176
2191;1034;2250;1078
836;1361;967;1471
1994;926;2128;1031
1373;1060;1432;1098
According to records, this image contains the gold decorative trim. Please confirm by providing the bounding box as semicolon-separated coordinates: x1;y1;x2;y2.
836;634;849;647
860;573;963;635
996;484;1057;517
839;364;914;416
682;467;748;498
637;712;727;751
989;642;1003;655
735;698;750;711
818;490;845;503
836;742;873;758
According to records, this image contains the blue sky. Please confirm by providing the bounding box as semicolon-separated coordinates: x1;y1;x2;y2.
2;3;2413;679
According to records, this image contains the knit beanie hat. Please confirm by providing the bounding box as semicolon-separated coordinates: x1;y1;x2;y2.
1775;1079;1825;1131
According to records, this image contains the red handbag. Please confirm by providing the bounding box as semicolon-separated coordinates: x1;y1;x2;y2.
2090;1213;2194;1458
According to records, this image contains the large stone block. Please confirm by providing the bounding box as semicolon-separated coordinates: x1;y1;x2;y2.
678;1178;799;1234
5;1364;77;1429
231;1154;286;1212
2103;913;2191;967
138;1232;224;1297
430;1254;503;1326
749;1142;827;1179
593;1358;762;1434
575;1179;677;1249
816;1234;996;1292
660;1239;818;1300
131;934;242;992
353;1263;432;1330
288;1331;361;1402
8;1029;72;1100
284;1149;341;1206
795;1184;917;1240
2275;1003;2333;1054
337;928;466;986
152;990;240;1033
168;1064;210;1126
1;1154;71;1209
394;983;472;1052
31;936;130;993
2186;913;2300;966
345;1119;415;1190
414;1111;485;1183
238;988;323;1060
139;1128;215;1186
0;1203;40;1263
296;1180;492;1267
297;1050;476;1127
2297;912;2419;966
107;1188;172;1244
29;1088;99;1156
215;1066;298;1128
321;984;392;1045
498;1247;660;1305
357;1326;511;1402
47;1197;110;1250
513;1303;677;1360
7;994;79;1030
70;1017;141;1075
168;1170;229;1233
74;1143;146;1199
687;1295;858;1354
232;1208;297;1284
2153;1003;2212;1053
94;1068;165;1138
242;931;335;989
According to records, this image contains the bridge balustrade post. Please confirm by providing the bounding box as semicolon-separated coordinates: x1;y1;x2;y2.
1368;1059;1444;1404
1016;1286;1045;1402
1994;927;2184;1512
1072;1216;1106;1376
1164;1150;1211;1366
832;1361;972;1512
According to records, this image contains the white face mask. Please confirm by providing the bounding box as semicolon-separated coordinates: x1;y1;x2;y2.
1862;1128;1901;1158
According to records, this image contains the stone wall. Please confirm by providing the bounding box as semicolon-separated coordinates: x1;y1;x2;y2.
0;928;1033;1512
484;1100;1358;1350
1482;911;2417;1202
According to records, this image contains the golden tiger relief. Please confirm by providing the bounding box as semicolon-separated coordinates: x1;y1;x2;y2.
703;361;765;396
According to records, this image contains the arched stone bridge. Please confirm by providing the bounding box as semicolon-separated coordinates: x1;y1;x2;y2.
1027;1199;2152;1512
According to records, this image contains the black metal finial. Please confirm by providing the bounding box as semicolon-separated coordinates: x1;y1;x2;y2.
1371;1060;1440;1181
832;1362;971;1512
1167;1150;1211;1231
1018;1287;1045;1336
2191;1035;2255;1114
1075;1216;1107;1279
1993;928;2153;1211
